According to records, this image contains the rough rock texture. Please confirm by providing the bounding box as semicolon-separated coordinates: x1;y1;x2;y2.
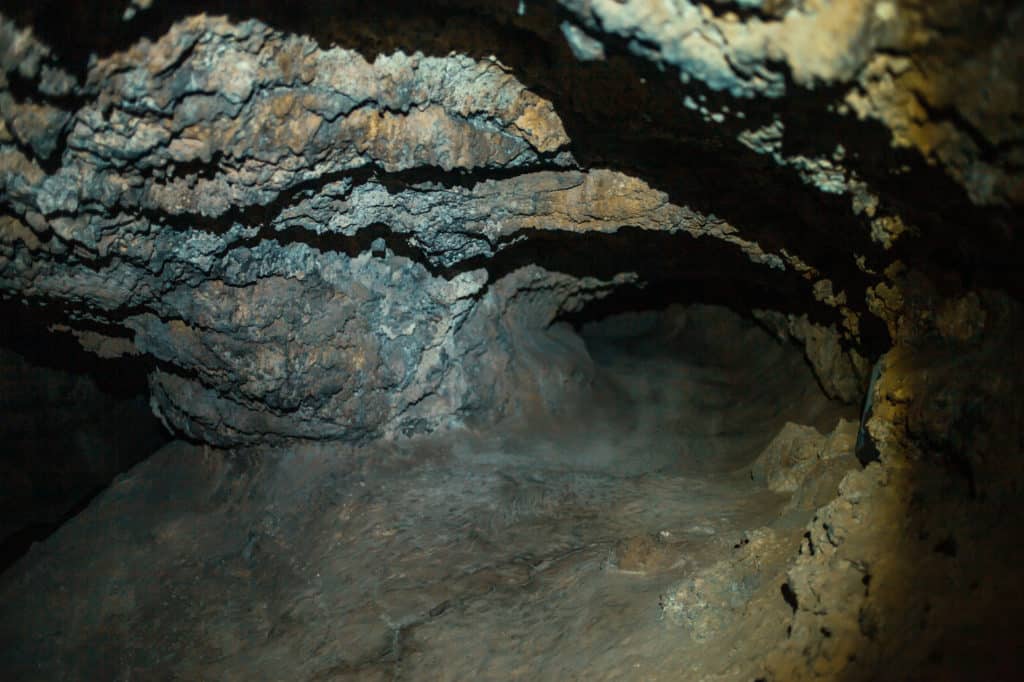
3;0;1021;447
1;0;1022;680
755;309;870;402
2;11;827;446
749;418;858;493
561;0;1024;206
765;283;1024;680
1;18;599;444
656;280;1024;681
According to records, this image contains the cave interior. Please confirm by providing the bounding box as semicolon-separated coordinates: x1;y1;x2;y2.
1;1;1022;680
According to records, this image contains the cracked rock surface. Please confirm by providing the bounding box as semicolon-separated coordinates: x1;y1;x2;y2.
2;11;840;446
4;1;1021;447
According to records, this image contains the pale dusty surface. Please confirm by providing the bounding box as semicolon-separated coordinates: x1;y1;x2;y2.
0;306;852;681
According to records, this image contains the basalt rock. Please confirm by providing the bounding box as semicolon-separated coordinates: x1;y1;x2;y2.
1;12;821;445
3;2;1021;449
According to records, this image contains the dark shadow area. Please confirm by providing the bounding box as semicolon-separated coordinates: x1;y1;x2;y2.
0;299;171;574
565;303;854;476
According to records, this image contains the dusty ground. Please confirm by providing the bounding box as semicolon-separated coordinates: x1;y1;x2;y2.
0;306;856;681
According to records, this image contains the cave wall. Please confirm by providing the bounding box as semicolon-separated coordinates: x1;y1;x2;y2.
0;0;1022;679
0;6;882;445
11;0;1018;445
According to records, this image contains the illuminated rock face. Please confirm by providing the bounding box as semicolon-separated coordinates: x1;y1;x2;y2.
2;2;1020;446
0;15;629;445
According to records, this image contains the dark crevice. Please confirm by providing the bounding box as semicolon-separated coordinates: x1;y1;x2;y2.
699;1;791;21
0;477;114;573
0;298;154;396
2;72;80;174
855;358;884;466
0;133;62;175
767;80;1024;301
781;582;799;613
0;481;108;575
0;115;71;177
3;67;87;110
161;150;227;181
218;222;838;331
933;535;958;558
131;157;573;237
0;299;170;575
908;86;1019;165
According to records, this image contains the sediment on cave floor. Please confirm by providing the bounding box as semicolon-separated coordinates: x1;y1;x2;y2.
0;303;864;680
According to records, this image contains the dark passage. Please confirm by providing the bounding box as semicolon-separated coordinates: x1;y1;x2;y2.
0;303;170;574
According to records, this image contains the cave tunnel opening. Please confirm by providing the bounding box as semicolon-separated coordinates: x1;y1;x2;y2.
466;262;863;484
0;301;171;574
568;300;855;476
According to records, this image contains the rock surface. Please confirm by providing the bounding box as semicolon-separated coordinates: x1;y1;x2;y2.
749;418;858;493
1;1;1022;680
665;284;1024;681
1;11;829;446
561;0;1024;206
0;305;848;680
3;0;1021;446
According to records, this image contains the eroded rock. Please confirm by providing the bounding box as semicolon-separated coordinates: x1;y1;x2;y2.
749;418;858;494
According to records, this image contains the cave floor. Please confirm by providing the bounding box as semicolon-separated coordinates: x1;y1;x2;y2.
0;307;855;680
